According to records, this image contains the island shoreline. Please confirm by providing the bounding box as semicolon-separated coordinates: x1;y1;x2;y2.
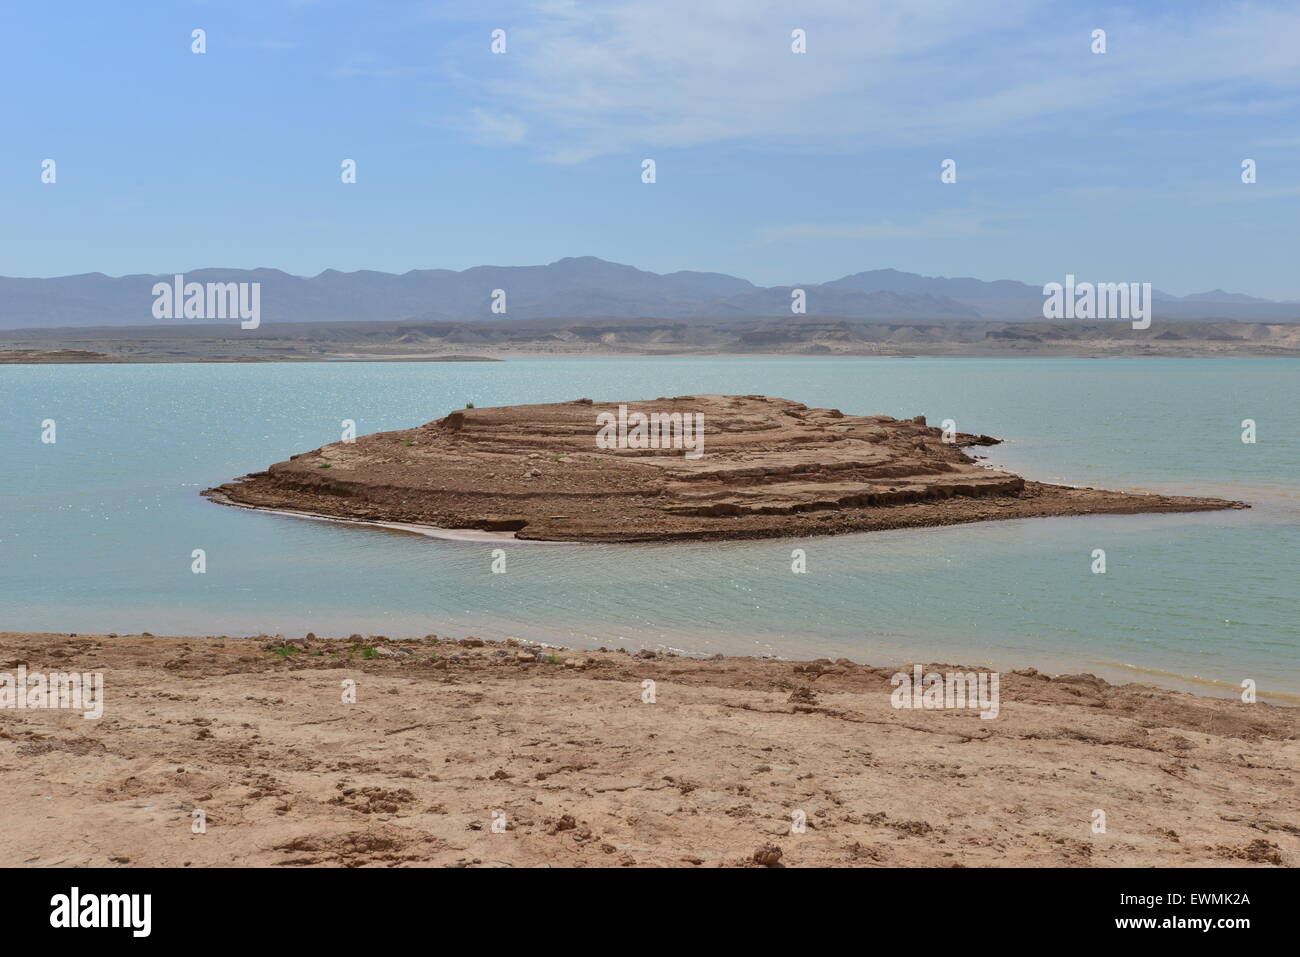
201;395;1249;544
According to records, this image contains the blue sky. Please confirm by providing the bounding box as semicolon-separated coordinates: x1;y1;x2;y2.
4;0;1300;297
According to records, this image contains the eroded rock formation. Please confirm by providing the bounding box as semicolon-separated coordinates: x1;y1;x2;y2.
204;395;1244;541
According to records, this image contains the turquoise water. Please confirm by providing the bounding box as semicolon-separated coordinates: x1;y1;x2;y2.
2;357;1296;700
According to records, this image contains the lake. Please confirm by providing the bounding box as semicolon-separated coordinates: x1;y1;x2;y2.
3;356;1296;701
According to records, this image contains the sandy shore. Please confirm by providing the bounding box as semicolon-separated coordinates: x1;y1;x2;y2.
202;492;542;543
1;631;1294;868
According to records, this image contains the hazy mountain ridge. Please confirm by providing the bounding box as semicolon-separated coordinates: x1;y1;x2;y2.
1;257;1295;329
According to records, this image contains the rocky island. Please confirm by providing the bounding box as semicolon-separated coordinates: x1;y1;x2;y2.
204;395;1245;542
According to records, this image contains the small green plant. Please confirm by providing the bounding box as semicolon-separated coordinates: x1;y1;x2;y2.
269;644;300;658
543;654;562;665
318;463;332;469
403;439;414;446
360;645;380;659
465;402;475;409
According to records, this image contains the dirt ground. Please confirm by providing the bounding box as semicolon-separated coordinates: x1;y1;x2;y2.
0;631;1294;868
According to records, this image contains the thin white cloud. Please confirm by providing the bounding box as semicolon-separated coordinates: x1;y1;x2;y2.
759;212;990;243
454;0;1300;161
470;109;528;144
334;53;426;79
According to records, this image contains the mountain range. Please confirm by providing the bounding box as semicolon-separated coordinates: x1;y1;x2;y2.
2;257;1296;329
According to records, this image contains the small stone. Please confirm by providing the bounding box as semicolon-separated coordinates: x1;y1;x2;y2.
752;844;783;867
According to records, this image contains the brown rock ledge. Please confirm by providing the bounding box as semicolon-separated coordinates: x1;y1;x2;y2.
202;395;1245;542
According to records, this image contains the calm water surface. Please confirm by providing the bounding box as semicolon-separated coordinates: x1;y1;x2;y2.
2;357;1296;700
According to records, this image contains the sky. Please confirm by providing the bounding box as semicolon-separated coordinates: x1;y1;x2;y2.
3;0;1300;297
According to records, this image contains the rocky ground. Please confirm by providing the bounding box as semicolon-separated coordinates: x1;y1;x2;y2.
205;395;1245;542
0;631;1295;868
3;317;1298;360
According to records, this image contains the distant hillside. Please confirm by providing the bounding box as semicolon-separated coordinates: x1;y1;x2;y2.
825;268;1300;322
5;317;1298;360
1;257;1295;329
826;267;1040;300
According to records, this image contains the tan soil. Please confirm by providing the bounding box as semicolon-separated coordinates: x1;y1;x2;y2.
0;632;1294;868
203;395;1244;542
0;349;115;363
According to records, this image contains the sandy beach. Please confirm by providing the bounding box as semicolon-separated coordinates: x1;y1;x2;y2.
2;631;1294;868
